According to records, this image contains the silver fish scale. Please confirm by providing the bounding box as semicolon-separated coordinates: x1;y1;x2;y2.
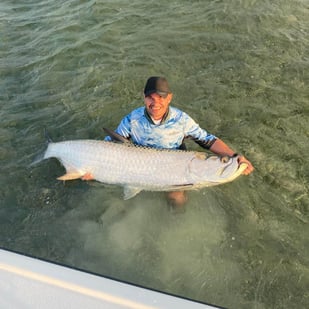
43;139;245;196
44;140;197;189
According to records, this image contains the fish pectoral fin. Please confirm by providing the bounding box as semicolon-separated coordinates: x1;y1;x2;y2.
123;186;142;200
81;172;94;181
57;172;83;181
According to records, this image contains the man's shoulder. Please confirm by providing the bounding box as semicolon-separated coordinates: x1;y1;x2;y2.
130;106;145;118
168;106;189;121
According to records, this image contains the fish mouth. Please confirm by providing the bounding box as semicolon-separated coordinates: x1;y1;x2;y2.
237;162;248;174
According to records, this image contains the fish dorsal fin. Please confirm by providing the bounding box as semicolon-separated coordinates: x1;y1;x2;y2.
123;186;142;200
103;128;130;144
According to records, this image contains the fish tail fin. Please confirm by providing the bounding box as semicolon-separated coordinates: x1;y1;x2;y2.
30;129;53;166
30;151;45;167
44;128;53;144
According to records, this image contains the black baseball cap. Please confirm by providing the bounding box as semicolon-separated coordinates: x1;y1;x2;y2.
144;76;171;98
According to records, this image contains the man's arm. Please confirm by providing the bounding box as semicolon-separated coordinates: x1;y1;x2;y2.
210;139;254;176
104;114;132;141
209;138;235;156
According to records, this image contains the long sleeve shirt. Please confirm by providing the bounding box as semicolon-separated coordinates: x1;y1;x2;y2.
105;106;217;150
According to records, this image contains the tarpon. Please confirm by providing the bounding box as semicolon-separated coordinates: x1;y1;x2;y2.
40;136;247;199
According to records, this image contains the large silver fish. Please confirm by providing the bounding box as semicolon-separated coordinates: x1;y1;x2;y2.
41;136;247;199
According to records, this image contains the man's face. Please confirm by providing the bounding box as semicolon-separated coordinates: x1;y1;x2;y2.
144;92;172;120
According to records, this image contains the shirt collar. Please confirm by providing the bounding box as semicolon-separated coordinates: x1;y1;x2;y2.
144;107;170;125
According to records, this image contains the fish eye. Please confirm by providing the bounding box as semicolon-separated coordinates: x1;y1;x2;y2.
220;156;230;163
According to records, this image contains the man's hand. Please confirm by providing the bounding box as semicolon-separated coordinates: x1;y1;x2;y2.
237;155;254;175
81;172;94;181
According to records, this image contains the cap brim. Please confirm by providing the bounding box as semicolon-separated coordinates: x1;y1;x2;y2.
145;90;169;98
156;91;169;98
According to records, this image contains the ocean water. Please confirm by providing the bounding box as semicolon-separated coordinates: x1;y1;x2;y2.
0;0;308;308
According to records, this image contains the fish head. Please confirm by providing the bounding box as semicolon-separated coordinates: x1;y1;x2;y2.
189;154;247;186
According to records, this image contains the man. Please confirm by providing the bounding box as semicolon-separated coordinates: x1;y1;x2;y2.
105;76;254;207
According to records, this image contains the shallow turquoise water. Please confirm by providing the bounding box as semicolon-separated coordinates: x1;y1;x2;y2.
1;1;308;308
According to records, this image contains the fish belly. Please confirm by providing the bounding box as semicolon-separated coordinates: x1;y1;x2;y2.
44;140;195;190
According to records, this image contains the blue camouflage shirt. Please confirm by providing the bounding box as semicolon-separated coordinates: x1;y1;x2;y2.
105;106;217;150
